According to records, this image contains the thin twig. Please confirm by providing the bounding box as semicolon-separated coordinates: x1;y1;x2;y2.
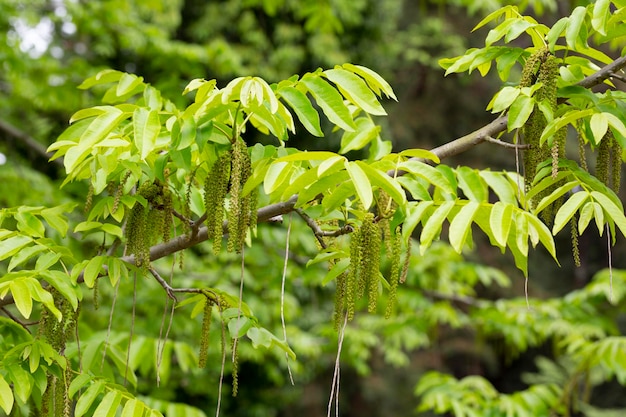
484;136;531;149
327;313;348;417
172;209;192;225
280;214;294;385
216;308;227;417
295;208;355;249
609;72;626;83
0;307;35;330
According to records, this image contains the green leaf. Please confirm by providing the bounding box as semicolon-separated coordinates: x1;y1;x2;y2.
133;108;161;160
0;235;32;262
247;326;273;349
449;202;480;253
603;112;626;139
507;95;534;131
0;373;14;414
546;17;569;51
117;73;144;97
456;167;487;202
480;171;519;205
41;205;73;237
300;74;355;131
533;180;579;214
592;0;610;36
7;364;32;403
490;202;513;247
489;86;520;113
339;117;381;154
324;68;386;115
344;161;373;209
83;256;106;288
398;149;440;163
402;201;434;241
356;161;406;206
277;86;323;137
78;70;123;89
399;160;454;194
420;202;455;253
121;399;143;417
322;258;350;285
553;191;589;234
566;7;589;50
264;161;291;195
69;374;93;399
10;279;33;318
341;64;397;100
274;151;339;162
591;191;626;237
8;245;45;272
472;5;517;32
524;212;557;260
93;390;122;417
590;113;608;143
64;107;129;173
578;201;595;233
228;316;253;339
540;109;594;145
514;212;529;258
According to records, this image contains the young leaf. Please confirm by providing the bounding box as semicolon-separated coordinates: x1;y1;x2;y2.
456;167;488;202
339;117;381;154
591;191;626;237
344;161;373;209
75;380;106;417
553;191;589;234
590;112;609;143
490;202;514;247
277;86;323;137
264;161;291;195
341;64;396;100
0;235;33;262
449;202;480;253
566;7;589;50
300;74;356;131
133;108;161;160
507;95;534;131
356;161;406;205
399;160;454;194
10;279;33;319
121;399;143;417
524;212;557;260
592;0;610;36
83;256;106;288
92;390;122;417
420;201;455;253
324;68;387;115
0;374;14;415
402;201;434;241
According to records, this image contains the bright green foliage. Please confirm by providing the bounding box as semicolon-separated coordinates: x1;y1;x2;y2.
1;1;626;416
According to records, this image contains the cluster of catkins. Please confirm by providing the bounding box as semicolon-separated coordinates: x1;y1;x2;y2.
332;192;410;330
39;290;79;417
204;137;257;255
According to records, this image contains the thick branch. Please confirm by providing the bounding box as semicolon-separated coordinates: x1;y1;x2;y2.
427;54;626;161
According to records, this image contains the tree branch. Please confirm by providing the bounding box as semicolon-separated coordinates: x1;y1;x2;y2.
2;55;626;310
0;119;64;168
426;54;626;161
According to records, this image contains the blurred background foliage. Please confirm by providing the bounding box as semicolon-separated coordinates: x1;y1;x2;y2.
1;0;626;416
